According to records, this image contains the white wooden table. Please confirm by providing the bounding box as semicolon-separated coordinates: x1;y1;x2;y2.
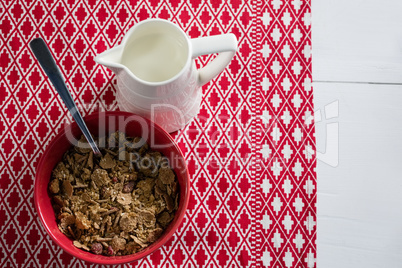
313;0;402;267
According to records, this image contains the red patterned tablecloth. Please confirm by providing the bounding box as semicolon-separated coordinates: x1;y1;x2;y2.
0;0;316;267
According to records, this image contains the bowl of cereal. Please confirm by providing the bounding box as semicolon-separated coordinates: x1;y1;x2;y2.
34;111;190;264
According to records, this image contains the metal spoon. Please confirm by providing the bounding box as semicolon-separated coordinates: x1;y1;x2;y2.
29;37;102;156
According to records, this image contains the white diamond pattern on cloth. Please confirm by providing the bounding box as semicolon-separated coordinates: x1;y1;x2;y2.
0;0;316;267
256;0;316;267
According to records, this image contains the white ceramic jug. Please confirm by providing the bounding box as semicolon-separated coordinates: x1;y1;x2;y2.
95;19;237;133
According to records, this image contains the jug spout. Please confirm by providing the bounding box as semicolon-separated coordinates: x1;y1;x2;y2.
94;45;125;74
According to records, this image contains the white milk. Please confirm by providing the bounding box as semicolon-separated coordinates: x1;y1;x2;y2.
121;34;187;83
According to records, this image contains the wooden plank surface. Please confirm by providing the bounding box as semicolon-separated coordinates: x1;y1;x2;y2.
314;82;402;267
312;0;402;83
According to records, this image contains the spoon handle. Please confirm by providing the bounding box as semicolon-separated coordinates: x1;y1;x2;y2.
29;37;102;156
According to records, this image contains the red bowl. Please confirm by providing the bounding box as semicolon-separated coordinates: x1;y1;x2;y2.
34;111;190;265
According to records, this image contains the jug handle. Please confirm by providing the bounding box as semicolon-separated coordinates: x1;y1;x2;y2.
191;34;237;87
